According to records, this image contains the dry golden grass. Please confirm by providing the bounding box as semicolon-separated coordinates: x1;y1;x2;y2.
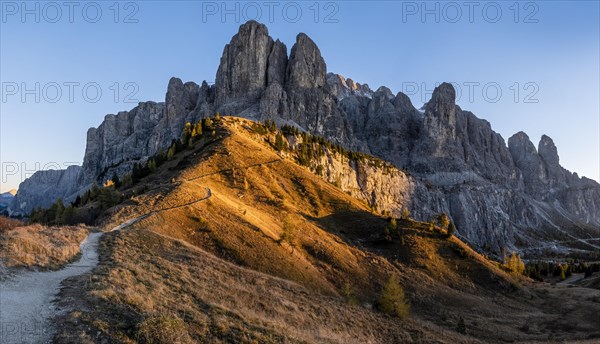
137;313;193;344
57;227;474;344
53;117;600;343
0;215;24;232
0;224;89;270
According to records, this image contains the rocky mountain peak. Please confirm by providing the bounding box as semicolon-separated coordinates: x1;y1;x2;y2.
428;82;456;108
239;19;268;35
509;131;530;142
419;82;458;155
538;134;560;166
393;92;415;112
508;131;553;195
10;20;600;258
538;134;569;187
286;33;327;89
166;77;200;138
215;20;274;109
508;131;541;163
508;131;536;153
375;86;394;100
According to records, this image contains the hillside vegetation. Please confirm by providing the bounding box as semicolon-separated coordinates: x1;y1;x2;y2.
0;218;89;273
52;117;600;343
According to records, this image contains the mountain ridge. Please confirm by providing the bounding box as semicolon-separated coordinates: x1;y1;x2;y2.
50;116;600;343
9;20;600;258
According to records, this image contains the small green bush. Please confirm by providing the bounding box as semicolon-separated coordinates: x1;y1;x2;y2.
341;282;358;305
401;208;411;220
446;221;456;238
378;275;410;319
279;218;296;248
385;218;398;238
437;213;450;229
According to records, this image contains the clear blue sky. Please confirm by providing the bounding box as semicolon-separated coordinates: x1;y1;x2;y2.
1;1;599;191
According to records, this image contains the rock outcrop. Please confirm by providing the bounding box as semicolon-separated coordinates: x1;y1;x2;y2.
327;73;373;100
215;20;274;114
9;166;82;216
10;20;600;257
507;131;600;226
286;33;327;89
212;22;354;147
12;77;206;216
81;77;206;187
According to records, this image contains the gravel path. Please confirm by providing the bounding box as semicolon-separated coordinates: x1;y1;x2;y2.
0;187;212;343
558;273;586;286
0;232;102;344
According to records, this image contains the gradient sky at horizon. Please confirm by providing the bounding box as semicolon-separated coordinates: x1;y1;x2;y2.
1;0;599;191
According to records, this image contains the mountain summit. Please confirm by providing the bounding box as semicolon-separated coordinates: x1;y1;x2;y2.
10;21;600;257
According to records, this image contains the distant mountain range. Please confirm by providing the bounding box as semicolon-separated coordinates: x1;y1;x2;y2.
9;20;600;258
2;189;16;196
0;189;16;213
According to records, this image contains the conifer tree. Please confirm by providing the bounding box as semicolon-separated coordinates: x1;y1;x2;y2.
378;275;410;319
446;221;456;238
401;208;411;220
167;144;176;160
437;213;450;229
275;132;286;151
148;159;157;172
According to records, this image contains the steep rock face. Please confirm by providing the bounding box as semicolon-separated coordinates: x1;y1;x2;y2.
557;184;600;224
285;135;444;222
508;132;546;195
11;20;600;257
508;132;577;197
410;83;464;172
80;77;207;187
281;34;350;145
209;29;353;146
337;81;599;254
267;40;288;86
10;78;208;216
215;20;274;114
508;132;600;225
338;95;370;142
166;78;200;139
286;33;326;89
361;89;421;167
411;83;518;185
422;82;457;145
327;73;373;99
213;22;351;147
82;101;167;185
9;166;82;216
292;134;538;254
538;135;570;188
192;81;216;119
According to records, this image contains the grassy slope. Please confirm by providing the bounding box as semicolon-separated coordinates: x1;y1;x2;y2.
0;221;89;273
54;117;600;343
